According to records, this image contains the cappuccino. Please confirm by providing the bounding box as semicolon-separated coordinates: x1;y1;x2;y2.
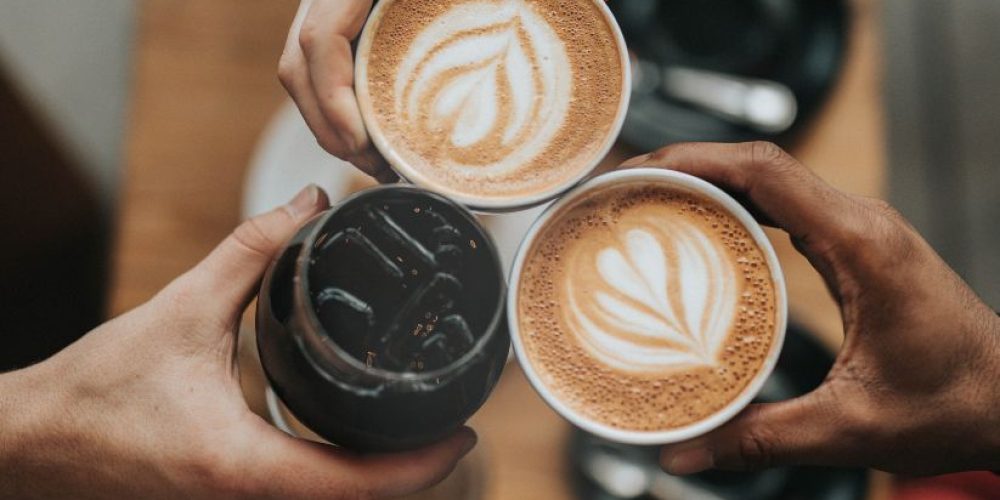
356;0;629;210
514;176;781;433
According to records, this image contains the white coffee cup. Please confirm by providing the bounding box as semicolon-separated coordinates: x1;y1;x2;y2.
354;0;632;212
507;168;788;445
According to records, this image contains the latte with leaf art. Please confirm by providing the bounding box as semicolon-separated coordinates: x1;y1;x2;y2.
517;183;779;431
357;0;627;208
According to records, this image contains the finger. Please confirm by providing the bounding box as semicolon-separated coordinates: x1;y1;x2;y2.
660;391;848;474
298;0;394;180
299;0;370;148
349;427;478;496
352;142;396;184
279;1;354;158
188;185;329;322
620;141;862;257
245;425;476;498
280;1;392;181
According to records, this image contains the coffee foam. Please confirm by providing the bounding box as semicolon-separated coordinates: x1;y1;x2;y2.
517;184;777;431
364;0;624;202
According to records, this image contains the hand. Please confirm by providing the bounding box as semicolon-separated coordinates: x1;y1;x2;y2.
621;142;1000;476
278;0;396;183
0;185;475;498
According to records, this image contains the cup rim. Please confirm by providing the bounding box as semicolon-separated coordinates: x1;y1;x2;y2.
506;168;789;445
354;0;633;212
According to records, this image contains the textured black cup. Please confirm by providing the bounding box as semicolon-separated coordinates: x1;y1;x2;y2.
256;185;509;451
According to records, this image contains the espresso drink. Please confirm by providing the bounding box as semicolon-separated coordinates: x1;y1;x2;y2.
517;183;778;431
357;0;627;207
257;186;509;451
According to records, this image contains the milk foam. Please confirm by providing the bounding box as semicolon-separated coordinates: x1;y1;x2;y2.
363;0;625;202
566;219;738;372
517;185;778;431
394;1;572;177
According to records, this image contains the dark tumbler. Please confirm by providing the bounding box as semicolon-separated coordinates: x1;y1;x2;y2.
256;185;509;452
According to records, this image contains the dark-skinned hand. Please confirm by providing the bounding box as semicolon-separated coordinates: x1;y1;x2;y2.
621;142;1000;476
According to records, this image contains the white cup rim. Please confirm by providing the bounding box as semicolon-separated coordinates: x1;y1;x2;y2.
354;0;632;212
506;168;789;445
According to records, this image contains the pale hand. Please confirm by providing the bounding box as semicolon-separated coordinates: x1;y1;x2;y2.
279;0;396;183
0;186;474;498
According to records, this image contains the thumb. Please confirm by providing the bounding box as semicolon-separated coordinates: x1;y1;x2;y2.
242;425;477;498
660;390;847;474
187;184;329;322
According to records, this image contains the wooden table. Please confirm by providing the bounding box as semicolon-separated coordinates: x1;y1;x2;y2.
111;0;888;498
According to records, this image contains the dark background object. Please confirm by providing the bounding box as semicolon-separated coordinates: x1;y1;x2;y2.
569;322;869;500
0;63;107;371
608;0;848;149
883;0;1000;310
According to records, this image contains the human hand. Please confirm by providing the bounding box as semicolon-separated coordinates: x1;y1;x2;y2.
621;142;1000;476
278;0;396;183
0;185;475;498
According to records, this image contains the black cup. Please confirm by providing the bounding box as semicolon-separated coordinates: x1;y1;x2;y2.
256;185;509;452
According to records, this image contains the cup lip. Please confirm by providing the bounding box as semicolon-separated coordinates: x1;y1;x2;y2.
354;0;632;213
506;168;789;445
293;184;507;384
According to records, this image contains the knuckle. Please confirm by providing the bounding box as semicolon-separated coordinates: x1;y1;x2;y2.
737;431;774;471
738;141;799;190
832;195;916;270
819;379;877;446
315;135;349;159
744;141;790;167
276;55;297;88
843;404;880;445
298;22;319;55
232;216;281;260
647;142;690;163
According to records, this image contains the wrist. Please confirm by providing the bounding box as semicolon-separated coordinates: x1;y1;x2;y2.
974;311;1000;471
0;366;52;493
0;369;27;484
988;313;1000;469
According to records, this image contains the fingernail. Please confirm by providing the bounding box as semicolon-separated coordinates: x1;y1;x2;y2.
287;184;319;218
663;447;714;475
621;153;652;168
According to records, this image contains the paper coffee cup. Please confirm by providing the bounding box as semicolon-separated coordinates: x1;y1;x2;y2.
507;168;788;445
354;0;632;212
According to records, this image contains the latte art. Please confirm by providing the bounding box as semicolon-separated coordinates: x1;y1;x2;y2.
567;218;738;372
359;0;626;205
395;2;571;173
516;183;779;431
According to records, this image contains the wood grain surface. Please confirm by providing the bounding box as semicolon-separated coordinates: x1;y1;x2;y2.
111;0;889;498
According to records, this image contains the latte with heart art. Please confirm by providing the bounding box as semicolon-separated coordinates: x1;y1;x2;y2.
356;0;628;209
516;182;779;431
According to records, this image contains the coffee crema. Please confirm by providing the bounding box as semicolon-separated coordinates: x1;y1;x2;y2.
517;184;778;431
360;0;625;204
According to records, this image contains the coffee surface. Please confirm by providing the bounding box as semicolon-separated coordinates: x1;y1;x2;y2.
517;183;777;430
362;0;624;203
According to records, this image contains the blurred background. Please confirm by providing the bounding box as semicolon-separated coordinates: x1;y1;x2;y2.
0;0;997;499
